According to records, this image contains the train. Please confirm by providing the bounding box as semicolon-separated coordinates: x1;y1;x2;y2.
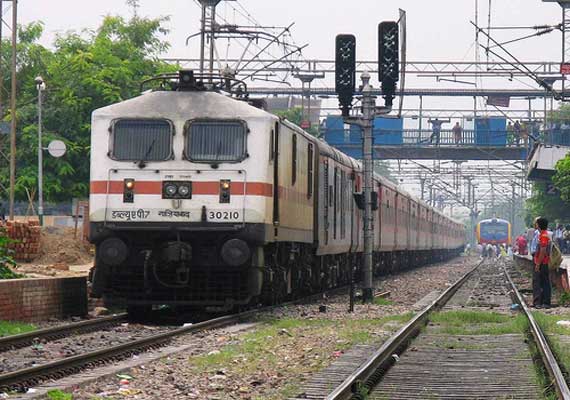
476;218;511;246
88;70;466;316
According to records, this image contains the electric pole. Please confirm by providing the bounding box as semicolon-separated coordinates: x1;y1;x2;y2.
334;20;400;303
8;0;16;220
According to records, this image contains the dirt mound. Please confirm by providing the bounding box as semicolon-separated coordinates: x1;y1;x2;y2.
35;227;94;265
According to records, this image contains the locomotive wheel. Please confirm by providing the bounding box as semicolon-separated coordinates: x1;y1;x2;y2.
127;305;152;322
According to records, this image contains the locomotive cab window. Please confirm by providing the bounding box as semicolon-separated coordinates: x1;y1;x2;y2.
185;120;247;163
110;119;173;161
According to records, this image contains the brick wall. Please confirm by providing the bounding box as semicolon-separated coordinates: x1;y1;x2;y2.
0;277;87;322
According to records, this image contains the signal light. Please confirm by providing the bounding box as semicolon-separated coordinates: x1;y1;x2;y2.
335;34;356;117
378;21;399;105
220;180;231;203
123;179;135;203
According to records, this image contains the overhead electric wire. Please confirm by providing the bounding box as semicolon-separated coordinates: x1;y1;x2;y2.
471;21;562;99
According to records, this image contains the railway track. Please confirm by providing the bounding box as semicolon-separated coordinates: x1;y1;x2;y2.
294;259;570;400
0;314;128;352
0;310;253;393
0;284;349;394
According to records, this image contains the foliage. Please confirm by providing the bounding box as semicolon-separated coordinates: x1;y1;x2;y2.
553;154;570;203
0;7;177;202
275;107;319;137
526;104;570;225
559;292;570;307
0;320;36;337
548;103;570;124
46;389;73;400
0;231;22;279
525;181;570;226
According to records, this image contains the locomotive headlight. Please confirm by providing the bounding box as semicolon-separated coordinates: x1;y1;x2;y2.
163;181;192;199
165;184;178;197
125;180;135;190
178;184;190;197
221;181;230;190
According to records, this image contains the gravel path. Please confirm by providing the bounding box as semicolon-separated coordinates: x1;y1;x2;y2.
0;323;177;375
69;256;477;400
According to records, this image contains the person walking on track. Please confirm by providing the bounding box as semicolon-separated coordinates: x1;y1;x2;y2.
533;217;552;308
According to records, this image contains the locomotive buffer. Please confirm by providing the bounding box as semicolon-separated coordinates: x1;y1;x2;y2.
335;21;400;302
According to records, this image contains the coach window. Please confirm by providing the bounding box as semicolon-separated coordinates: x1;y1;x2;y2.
292;134;297;185
111;119;173;161
185;120;247;163
307;143;314;198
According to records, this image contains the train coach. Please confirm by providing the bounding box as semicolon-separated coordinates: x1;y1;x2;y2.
88;71;465;316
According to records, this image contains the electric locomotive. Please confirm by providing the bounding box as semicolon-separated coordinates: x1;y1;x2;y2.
476;218;511;246
88;71;465;316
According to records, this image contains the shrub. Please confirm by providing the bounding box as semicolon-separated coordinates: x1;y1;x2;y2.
0;228;22;279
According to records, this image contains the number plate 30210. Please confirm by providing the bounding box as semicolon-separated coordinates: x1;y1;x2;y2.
208;210;241;222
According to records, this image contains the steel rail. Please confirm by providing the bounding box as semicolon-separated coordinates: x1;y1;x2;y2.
0;283;353;392
325;260;484;400
0;311;253;392
0;314;128;352
503;265;570;400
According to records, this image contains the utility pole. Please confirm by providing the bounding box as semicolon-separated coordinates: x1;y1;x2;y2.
36;76;45;226
0;0;4;120
294;72;325;130
334;20;400;304
197;0;224;76
510;182;516;237
8;0;16;220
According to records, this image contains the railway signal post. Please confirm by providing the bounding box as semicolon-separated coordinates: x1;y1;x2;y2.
335;21;400;303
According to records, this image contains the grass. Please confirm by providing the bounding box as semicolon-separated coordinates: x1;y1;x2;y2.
532;311;570;380
559;292;570;307
372;297;394;306
188;313;414;399
0;320;36;337
46;389;73;400
429;310;529;335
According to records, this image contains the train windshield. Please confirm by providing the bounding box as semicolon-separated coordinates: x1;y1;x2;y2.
111;119;173;161
185;120;247;163
480;223;508;239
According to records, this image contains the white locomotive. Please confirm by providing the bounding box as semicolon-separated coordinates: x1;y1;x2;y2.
89;71;465;316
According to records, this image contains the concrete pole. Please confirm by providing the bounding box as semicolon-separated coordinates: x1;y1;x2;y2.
0;0;4;120
8;0;16;220
37;80;44;225
361;72;375;303
199;4;206;74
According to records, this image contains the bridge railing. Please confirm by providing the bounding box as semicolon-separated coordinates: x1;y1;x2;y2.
323;128;532;148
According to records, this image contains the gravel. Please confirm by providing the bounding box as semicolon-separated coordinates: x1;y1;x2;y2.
0;323;177;374
69;256;477;400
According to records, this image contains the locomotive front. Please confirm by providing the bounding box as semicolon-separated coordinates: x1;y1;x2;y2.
89;75;275;314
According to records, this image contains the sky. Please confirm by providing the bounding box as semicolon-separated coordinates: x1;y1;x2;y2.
19;0;562;63
17;0;564;215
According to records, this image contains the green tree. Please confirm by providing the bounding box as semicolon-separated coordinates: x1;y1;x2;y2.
526;181;570;225
0;10;177;202
275;106;320;137
553;154;570;202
